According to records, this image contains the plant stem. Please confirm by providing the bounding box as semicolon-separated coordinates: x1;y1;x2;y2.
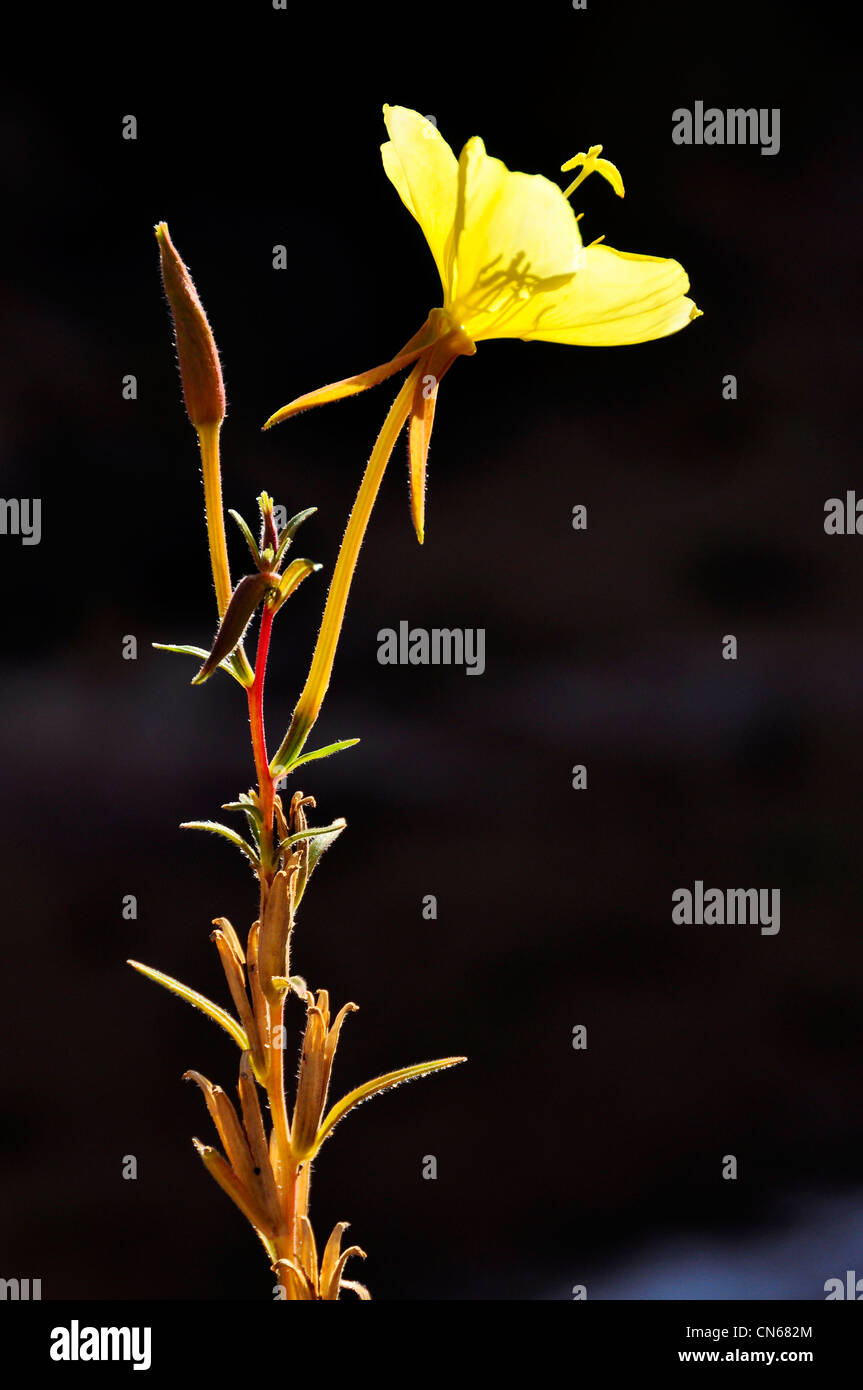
267;994;300;1295
249;600;276;876
198;421;232;618
269;1001;295;1215
270;366;420;774
199;420;255;685
249;601;300;1289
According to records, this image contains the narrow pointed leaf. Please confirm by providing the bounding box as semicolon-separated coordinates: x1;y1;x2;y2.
221;799;262;825
272;738;359;780
305;819;346;883
270;557;321;614
192;572;274;684
181;820;260;867
128;959;248;1050
153;642;246;684
222;795;263;847
277;819;346;853
228;509;262;567
273;506;318;567
315;1056;466;1152
228;650;256;688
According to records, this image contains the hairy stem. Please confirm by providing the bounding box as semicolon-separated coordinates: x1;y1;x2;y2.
249;600;276;876
199;420;255;684
270;366;419;773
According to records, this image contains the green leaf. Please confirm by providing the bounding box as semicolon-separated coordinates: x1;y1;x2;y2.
273;506;317;567
270;558;321;615
293;819;346;909
222;794;263;848
153;642;246;685
271;738;359;780
128;959;249;1050
228;650;256;688
305;820;345;878
277;819;346;853
181;820;260;867
314;1057;466;1154
222;795;262;825
228;509;262;567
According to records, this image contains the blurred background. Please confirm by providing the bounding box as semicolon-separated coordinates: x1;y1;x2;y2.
1;2;861;1299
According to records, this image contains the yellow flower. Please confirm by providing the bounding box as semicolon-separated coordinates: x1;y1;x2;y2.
264;106;700;773
265;105;700;544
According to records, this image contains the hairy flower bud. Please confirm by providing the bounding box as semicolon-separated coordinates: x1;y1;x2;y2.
156;221;226;429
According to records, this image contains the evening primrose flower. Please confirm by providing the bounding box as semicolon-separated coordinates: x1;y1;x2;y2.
265;106;700;773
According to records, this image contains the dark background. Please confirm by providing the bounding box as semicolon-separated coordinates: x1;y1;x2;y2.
1;2;861;1299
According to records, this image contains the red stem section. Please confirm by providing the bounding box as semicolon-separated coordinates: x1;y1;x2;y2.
249;601;277;878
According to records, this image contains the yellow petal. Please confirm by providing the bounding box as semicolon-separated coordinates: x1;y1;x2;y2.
381;105;458;291
448;136;583;337
498;244;700;345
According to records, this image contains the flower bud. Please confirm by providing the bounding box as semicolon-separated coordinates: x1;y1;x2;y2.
156;221;226;429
